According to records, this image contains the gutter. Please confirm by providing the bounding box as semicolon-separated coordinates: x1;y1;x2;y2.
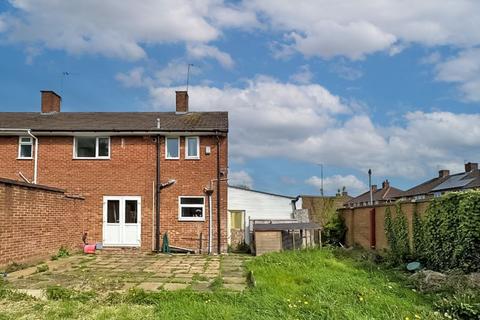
0;128;38;184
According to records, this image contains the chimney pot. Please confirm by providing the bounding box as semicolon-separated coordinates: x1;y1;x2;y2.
41;90;61;113
465;162;478;172
439;169;450;178
382;179;390;189
175;91;189;113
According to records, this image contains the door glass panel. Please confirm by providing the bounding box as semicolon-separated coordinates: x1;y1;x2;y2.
231;211;244;230
107;200;120;223
125;200;138;223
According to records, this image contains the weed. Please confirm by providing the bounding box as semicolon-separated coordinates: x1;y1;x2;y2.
46;285;96;302
209;277;223;291
36;264;49;273
4;262;27;273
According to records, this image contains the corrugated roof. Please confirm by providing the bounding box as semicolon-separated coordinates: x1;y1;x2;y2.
0;112;228;132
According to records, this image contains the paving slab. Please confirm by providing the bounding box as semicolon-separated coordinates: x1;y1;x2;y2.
163;283;189;291
137;282;163;291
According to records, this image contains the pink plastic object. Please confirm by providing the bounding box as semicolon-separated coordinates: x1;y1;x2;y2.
83;244;96;254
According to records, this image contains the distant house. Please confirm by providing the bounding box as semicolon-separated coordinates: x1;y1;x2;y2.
402;162;480;201
344;180;403;208
227;185;297;248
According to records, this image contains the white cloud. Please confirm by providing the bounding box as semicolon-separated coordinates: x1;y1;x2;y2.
0;0;255;60
435;48;480;101
329;61;363;80
290;65;313;84
229;170;254;188
115;67;148;88
186;44;234;69
306;175;367;195
137;76;480;180
249;0;480;60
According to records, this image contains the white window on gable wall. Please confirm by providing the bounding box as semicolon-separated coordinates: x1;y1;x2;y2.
165;137;180;159
18;136;33;159
185;136;200;159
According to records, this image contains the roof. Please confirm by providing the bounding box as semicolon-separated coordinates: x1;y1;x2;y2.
403;175;450;197
228;185;296;199
253;222;321;231
0;112;228;133
345;185;404;205
432;170;480;192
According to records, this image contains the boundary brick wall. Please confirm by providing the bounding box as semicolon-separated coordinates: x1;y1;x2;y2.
0;178;86;267
339;201;431;250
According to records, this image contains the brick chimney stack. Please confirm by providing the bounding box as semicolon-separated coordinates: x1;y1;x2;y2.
465;162;479;172
371;184;377;192
382;179;390;189
439;169;450;178
41;91;61;113
175;91;189;113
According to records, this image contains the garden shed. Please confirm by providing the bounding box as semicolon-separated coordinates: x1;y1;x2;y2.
252;222;321;255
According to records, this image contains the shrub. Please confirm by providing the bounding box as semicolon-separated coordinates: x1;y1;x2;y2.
322;213;347;245
412;207;424;260
423;191;480;272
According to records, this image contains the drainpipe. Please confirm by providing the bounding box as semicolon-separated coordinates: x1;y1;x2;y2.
216;133;222;254
155;135;161;253
0;128;38;184
368;169;376;249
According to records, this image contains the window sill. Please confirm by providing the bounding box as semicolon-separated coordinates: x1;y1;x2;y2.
73;157;110;160
178;218;205;222
185;157;200;160
16;157;33;160
165;157;180;160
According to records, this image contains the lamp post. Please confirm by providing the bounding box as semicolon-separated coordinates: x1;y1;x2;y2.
368;169;373;206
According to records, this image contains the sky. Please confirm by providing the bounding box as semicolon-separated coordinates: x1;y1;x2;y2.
1;0;480;197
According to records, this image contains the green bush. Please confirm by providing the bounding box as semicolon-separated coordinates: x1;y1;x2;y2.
322;213;346;245
412;207;424;260
423;191;480;272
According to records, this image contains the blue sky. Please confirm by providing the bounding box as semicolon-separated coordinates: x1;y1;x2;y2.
1;1;480;196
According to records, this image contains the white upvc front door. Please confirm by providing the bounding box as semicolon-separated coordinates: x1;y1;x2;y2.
103;196;141;247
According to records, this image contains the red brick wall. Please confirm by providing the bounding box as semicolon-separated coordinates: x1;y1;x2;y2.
0;134;228;253
0;180;86;266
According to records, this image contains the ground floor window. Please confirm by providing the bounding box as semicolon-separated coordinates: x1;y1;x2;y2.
178;196;205;221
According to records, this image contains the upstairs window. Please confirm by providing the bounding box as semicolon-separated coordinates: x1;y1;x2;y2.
18;137;33;159
165;137;179;159
185;136;199;159
74;137;110;159
178;196;205;221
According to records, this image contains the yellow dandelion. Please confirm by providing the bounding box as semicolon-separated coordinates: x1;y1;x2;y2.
304;301;308;305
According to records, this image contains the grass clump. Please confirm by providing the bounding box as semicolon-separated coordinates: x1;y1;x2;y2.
46;286;96;302
35;264;49;273
51;246;70;261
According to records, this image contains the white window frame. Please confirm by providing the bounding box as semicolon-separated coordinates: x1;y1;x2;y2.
18;136;33;159
165;137;180;160
178;196;205;221
73;136;110;159
185;136;200;159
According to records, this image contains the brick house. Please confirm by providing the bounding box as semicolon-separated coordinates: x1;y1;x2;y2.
0;90;228;254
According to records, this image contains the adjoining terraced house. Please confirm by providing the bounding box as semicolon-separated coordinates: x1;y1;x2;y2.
0;90;228;254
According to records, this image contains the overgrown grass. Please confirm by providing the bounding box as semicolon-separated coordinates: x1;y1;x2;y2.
0;249;446;319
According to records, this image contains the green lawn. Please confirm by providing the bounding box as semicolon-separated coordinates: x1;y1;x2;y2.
0;249;443;319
